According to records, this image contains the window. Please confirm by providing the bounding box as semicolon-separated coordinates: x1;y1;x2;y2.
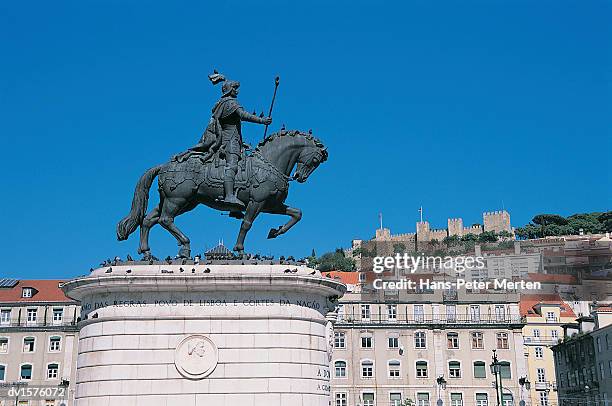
361;304;371;321
387;304;397;321
496;332;509;349
362;393;375;406
23;337;35;352
334;361;347;378
500;361;511;379
414;305;424;322
45;401;56;406
361;360;374;378
599;363;605;380
597;337;602;352
546;312;556;322
49;336;61;352
0;365;5;381
361;333;373;348
539;391;549;406
473;361;486;378
447;332;459;349
335;393;347;406
451;393;463;406
476;394;488;406
389;360;401;378
22;288;33;298
551;330;559;340
533;329;541;338
449;361;461;378
470;305;480;322
52;308;63;324
472;332;484;349
388;335;399;349
359;272;366;282
0;310;9;325
416;361;428;378
502;394;513;406
495;305;505;321
26;308;37;324
0;338;7;353
535;347;544;358
391;393;403;406
447;305;456;322
609;360;612;376
47;363;59;379
334;332;345;349
537;368;546;383
20;364;32;380
417;393;430;406
415;331;426;348
337;304;345;320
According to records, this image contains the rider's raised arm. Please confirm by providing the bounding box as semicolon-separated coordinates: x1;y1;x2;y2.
237;108;272;125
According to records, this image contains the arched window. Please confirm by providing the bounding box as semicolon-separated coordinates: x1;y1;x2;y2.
500;361;511;379
47;363;59;379
22;337;35;352
20;364;32;380
334;361;347;378
473;361;486;378
49;336;61;352
388;360;401;378
361;360;374;378
449;361;461;378
416;360;428;378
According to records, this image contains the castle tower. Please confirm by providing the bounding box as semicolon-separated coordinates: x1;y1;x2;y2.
447;218;464;237
416;221;431;242
483;210;512;233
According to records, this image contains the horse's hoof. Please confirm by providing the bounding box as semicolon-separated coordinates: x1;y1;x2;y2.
141;251;152;261
267;227;282;239
178;247;191;258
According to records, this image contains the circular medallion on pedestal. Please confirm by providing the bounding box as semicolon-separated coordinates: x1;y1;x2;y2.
174;335;218;380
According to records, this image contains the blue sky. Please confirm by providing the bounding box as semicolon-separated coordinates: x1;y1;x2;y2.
0;0;610;279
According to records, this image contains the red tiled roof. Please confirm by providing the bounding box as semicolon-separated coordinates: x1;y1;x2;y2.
0;280;75;303
520;293;576;318
323;271;359;285
595;305;612;313
527;273;579;284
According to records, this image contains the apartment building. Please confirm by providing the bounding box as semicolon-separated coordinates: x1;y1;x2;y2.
521;294;577;406
0;279;79;406
552;307;612;406
329;274;527;406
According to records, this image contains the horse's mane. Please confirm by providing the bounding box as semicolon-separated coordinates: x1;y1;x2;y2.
255;129;327;161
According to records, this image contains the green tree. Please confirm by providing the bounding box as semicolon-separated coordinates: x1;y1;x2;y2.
443;235;460;247
532;214;568;237
599;211;612;232
315;248;355;272
497;230;513;239
393;243;407;254
461;233;478;242
478;231;498;243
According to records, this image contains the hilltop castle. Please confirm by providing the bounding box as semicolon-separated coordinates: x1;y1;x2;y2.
363;210;513;245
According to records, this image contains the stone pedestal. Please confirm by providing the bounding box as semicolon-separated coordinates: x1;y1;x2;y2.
62;264;345;406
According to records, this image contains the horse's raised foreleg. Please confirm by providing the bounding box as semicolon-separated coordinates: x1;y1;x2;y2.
233;200;264;255
158;197;192;258
138;205;160;259
264;205;302;239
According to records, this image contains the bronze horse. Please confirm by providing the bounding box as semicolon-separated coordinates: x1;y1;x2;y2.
116;130;327;258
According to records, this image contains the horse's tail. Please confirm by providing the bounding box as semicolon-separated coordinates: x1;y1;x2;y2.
116;165;163;241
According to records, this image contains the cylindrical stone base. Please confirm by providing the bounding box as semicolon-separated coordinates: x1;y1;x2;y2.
62;264;345;406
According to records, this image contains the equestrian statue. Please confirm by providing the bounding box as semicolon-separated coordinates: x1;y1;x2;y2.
116;71;327;259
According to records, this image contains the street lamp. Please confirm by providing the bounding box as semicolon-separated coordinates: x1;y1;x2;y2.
519;377;531;391
490;350;503;406
436;376;447;406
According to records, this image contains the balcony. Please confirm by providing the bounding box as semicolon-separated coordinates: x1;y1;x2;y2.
336;313;523;326
0;319;78;329
524;336;560;346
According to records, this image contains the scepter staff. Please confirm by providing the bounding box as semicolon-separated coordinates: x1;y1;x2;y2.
263;76;280;139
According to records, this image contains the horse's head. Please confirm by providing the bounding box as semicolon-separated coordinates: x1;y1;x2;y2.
293;133;328;183
256;129;328;182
